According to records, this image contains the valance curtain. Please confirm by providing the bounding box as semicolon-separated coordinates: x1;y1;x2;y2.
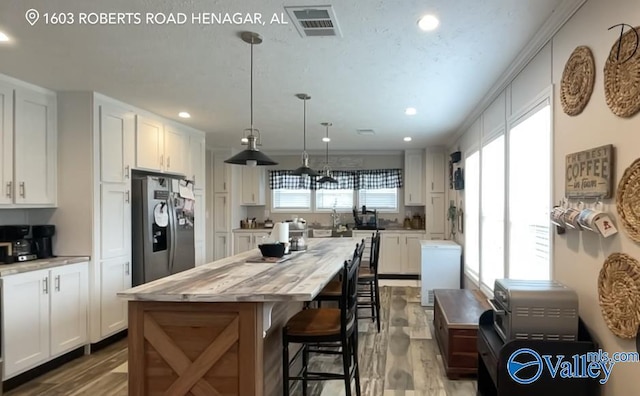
268;169;402;190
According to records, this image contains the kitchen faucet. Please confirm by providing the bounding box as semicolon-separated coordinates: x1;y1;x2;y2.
331;207;340;229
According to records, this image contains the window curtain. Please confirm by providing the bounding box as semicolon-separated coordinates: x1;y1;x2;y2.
269;169;402;190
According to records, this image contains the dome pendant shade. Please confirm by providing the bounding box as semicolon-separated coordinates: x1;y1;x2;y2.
292;153;320;176
224;31;277;166
318;174;338;184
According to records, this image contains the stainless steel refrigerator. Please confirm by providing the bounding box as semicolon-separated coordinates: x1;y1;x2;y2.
131;173;195;286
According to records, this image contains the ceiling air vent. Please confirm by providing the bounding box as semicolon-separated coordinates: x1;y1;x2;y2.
356;129;375;136
284;5;342;37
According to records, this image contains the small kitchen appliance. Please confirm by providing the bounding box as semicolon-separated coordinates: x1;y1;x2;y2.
488;279;579;342
31;225;56;259
0;225;38;263
353;206;379;230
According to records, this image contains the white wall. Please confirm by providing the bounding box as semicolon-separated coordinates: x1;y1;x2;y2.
552;1;640;394
451;0;640;393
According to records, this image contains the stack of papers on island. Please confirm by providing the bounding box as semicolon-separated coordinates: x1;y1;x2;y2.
245;255;291;264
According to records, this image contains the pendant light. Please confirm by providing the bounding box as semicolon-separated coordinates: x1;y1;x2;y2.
292;94;320;177
318;122;338;184
225;32;278;166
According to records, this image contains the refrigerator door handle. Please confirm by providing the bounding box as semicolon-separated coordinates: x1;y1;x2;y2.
168;197;177;273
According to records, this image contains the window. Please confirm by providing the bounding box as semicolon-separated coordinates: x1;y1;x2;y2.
508;102;551;280
358;188;398;211
465;150;480;280
315;189;354;211
480;135;505;290
272;189;311;211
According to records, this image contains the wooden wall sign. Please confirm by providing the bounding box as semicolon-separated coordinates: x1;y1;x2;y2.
565;144;613;198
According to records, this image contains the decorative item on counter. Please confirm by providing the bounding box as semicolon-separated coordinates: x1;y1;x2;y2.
258;243;286;258
617;157;640;242
403;217;412;229
560;45;595;116
598;252;640;339
565;144;613;199
264;218;274;228
604;25;640;118
411;214;423;229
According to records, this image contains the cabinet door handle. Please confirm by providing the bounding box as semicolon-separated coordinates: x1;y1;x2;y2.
125;190;130;203
55;275;60;292
43;277;49;294
223;182;226;191
19;182;25;198
409;193;412;202
6;181;11;198
125;262;130;275
252;193;255;202
124;165;130;179
167;156;171;169
431;197;434;205
432;182;434;190
160;154;164;167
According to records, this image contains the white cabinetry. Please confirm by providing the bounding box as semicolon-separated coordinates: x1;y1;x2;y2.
214;194;229;232
377;232;426;275
99;103;135;184
189;133;206;188
0;80;57;207
213;152;230;193
426;150;447;239
426;151;446;193
2;262;89;380
214;233;230;260
404;150;425;205
135;117;195;177
233;231;270;254
100;257;131;337
164;124;189;175
241;166;266;205
100;184;131;260
135;115;164;172
194;189;206;266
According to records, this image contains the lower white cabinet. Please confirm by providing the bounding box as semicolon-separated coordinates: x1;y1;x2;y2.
377;232;426;275
233;231;270;254
2;262;88;379
100;257;131;338
215;232;230;260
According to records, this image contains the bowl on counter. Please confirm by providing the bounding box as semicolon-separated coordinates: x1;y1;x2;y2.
258;243;286;258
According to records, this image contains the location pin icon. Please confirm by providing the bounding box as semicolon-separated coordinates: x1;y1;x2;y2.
25;9;40;26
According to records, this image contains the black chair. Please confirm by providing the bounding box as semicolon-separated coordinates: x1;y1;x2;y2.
282;254;362;396
357;232;381;332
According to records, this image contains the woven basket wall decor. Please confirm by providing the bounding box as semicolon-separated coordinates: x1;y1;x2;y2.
561;46;595;116
616;158;640;242
598;253;640;338
604;26;640;117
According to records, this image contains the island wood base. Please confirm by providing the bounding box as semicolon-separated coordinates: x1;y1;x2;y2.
128;300;302;396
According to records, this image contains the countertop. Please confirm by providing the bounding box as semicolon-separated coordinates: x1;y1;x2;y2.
118;238;357;303
0;256;91;276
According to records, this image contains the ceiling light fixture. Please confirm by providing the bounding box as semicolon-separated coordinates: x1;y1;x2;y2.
0;32;10;42
404;137;412;142
292;94;320;177
418;14;439;31
318;122;338;184
178;111;191;119
405;107;417;115
225;32;278;167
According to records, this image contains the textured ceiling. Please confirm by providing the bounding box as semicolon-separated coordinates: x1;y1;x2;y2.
0;0;561;151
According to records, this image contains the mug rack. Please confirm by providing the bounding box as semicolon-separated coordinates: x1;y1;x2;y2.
550;198;618;238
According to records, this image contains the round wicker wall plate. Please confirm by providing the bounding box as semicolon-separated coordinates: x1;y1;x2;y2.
616;158;640;242
598;253;640;339
560;46;595;116
604;26;640;117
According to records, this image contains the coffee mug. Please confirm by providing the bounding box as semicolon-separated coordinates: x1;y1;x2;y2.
563;208;582;230
551;206;567;227
577;208;603;232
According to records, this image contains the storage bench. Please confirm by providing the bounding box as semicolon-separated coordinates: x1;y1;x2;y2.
433;288;490;379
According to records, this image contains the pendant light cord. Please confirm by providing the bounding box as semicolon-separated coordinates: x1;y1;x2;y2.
250;40;254;131
303;98;307;152
325;125;329;165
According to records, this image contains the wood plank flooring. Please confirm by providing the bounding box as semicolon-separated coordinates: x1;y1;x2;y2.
6;287;476;396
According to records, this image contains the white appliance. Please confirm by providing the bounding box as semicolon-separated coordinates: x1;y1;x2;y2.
420;240;462;307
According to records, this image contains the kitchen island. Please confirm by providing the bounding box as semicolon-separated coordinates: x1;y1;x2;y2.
118;237;357;396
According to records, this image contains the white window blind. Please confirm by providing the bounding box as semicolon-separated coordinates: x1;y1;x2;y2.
315;189;354;211
465;151;480;280
358;188;398;211
272;189;311;210
480;135;505;290
508;103;551;280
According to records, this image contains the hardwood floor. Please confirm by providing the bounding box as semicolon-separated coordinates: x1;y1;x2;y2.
6;287;476;396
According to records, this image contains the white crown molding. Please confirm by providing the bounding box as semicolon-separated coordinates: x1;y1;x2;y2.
446;0;587;147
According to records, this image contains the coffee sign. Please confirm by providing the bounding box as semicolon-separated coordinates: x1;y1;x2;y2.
565;144;613;198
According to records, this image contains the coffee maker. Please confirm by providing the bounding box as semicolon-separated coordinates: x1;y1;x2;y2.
32;225;55;259
0;225;38;263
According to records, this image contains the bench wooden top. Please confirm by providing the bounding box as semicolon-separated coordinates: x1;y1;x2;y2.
434;289;491;329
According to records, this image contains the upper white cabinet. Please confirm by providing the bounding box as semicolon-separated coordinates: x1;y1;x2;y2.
241;166;266;205
164;124;189;175
404;150;425;205
99;103;135;183
426;151;446;193
135;115;164;172
0;85;57;207
189;133;206;189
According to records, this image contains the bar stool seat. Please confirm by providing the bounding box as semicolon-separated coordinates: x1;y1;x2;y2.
314;241;365;305
317;280;342;298
358;266;374;278
285;308;341;337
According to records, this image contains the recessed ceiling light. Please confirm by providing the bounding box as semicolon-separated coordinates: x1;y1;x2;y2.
418;14;439;31
0;32;10;42
404;137;412;142
322;137;331;143
178;111;191;118
405;107;417;115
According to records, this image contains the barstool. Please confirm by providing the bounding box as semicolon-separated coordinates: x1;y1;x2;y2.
282;254;362;396
314;240;365;305
357;232;381;332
